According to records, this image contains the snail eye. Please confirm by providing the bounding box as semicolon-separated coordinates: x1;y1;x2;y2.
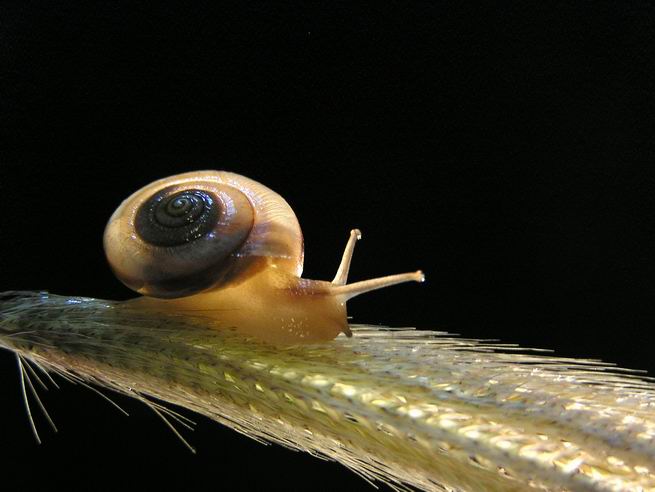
135;187;220;247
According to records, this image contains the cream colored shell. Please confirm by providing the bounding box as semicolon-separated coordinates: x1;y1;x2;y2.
104;170;304;297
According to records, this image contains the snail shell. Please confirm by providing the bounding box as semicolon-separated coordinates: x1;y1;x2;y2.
104;171;303;298
104;170;423;344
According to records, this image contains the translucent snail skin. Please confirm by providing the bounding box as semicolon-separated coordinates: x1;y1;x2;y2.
104;170;424;344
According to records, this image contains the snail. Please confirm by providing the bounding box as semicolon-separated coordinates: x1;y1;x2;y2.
104;170;424;344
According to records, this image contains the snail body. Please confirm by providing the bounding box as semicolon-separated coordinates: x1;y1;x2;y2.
104;170;423;344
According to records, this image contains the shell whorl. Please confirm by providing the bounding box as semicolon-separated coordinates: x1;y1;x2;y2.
104;170;304;298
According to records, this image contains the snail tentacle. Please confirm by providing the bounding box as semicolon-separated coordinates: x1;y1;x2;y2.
332;229;362;285
329;271;425;302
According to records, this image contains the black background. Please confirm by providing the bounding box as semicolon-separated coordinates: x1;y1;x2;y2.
1;2;654;490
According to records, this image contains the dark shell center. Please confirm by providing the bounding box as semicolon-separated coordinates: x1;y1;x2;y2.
135;187;220;247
